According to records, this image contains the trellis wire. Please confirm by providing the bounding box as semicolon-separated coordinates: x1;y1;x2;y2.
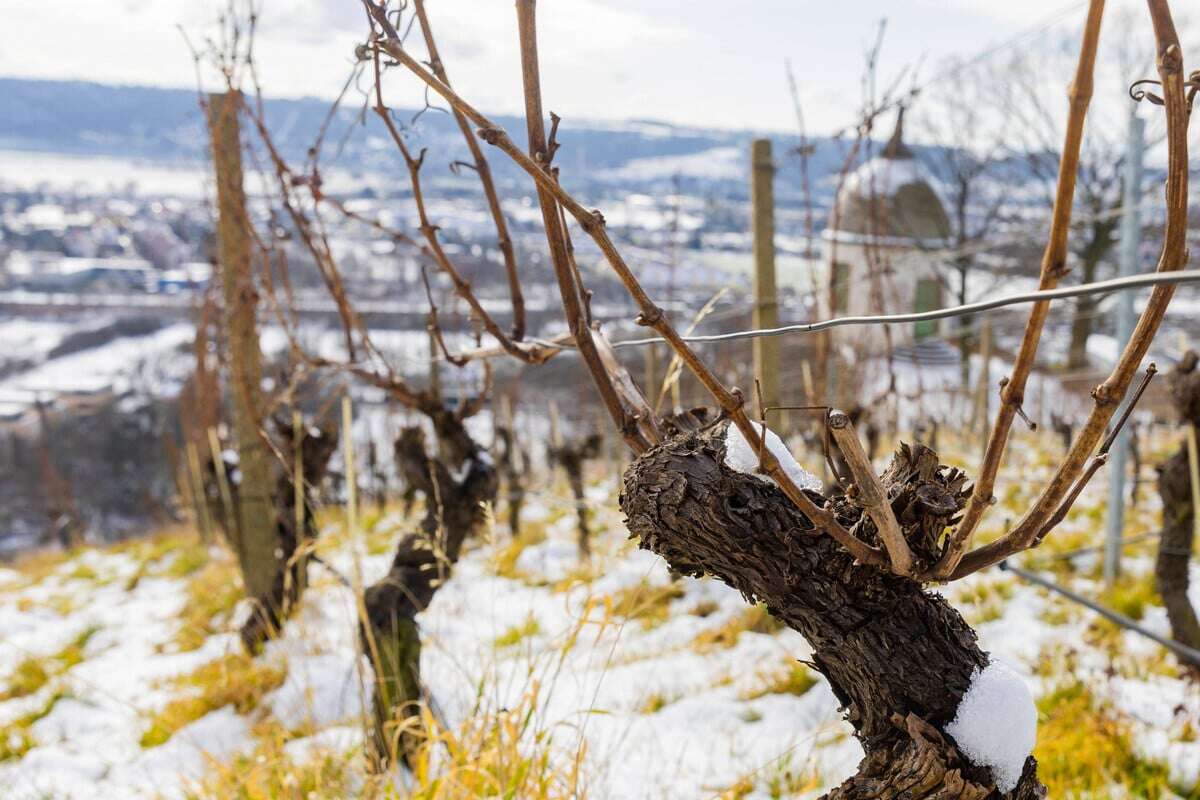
1001;560;1200;664
612;269;1200;349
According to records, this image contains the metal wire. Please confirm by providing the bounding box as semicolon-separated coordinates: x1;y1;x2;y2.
612;269;1200;349
1001;560;1200;665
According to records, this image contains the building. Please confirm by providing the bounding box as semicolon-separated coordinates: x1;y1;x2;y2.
822;110;951;347
7;253;154;292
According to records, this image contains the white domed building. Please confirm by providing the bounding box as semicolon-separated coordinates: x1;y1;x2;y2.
822;112;952;349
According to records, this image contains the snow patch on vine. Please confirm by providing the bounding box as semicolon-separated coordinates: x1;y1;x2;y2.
723;421;821;492
944;658;1037;793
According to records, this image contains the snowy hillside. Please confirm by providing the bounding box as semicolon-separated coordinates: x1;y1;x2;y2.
0;435;1198;798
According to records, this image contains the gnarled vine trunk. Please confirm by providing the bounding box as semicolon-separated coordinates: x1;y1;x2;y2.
620;421;1044;798
1156;352;1200;660
361;415;497;769
496;424;528;538
239;419;339;652
549;433;602;556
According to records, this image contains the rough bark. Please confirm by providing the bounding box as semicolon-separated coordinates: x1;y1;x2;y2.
362;418;497;769
620;421;1044;798
495;425;528;538
830;404;879;484
549;433;602;556
1156;352;1200;660
208;91;280;603
239;419;339;652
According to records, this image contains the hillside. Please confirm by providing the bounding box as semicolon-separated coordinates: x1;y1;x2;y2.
0;431;1197;799
0;77;883;202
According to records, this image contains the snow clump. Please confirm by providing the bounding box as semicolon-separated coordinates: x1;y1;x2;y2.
944;658;1038;793
723;420;821;492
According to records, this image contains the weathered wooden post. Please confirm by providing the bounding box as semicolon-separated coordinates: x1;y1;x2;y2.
207;91;279;614
751;139;783;431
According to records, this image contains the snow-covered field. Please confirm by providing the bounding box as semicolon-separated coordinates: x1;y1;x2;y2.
0;437;1198;798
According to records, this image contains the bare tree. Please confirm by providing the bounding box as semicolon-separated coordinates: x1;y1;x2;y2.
1000;8;1173;370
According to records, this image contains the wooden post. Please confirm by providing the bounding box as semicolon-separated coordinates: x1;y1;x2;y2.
185;440;215;543
208;91;279;602
644;342;659;409
751;139;782;431
549;400;563;448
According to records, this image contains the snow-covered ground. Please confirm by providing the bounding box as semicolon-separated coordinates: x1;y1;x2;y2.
0;439;1198;798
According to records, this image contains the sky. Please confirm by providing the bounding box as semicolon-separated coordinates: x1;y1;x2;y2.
0;0;1159;134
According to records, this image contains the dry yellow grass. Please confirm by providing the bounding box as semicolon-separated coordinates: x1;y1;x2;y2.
0;690;67;762
405;688;586;800
494;614;541;648
174;553;243;652
602;580;685;630
140;653;286;748
692;605;784;652
0;626;97;702
185;721;375;800
1035;681;1182;798
738;661;817;701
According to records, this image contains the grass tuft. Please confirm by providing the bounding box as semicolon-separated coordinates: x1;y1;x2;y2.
1102;573;1158;622
952;578;1015;625
738;661;817;700
636;691;678;714
66;563;100;582
692;605;784;652
0;626;98;701
399;686;585;799
494;615;541;649
1035;681;1177;798
603;581;685;630
0;659;50;702
0;690;68;762
184;720;369;800
161;544;211;579
489;523;548;581
140;653;286;748
174;554;243;651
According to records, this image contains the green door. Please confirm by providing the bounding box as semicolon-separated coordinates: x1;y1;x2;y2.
914;278;939;339
832;262;851;313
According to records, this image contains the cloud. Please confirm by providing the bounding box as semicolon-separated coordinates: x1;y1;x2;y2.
3;0;1162;133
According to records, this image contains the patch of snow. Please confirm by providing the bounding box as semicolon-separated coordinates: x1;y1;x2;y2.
841;154;928;198
283;724;363;764
944;658;1037;794
265;652;365;731
514;539;581;582
724;420;822;492
112;706;253;797
601;146;742;183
